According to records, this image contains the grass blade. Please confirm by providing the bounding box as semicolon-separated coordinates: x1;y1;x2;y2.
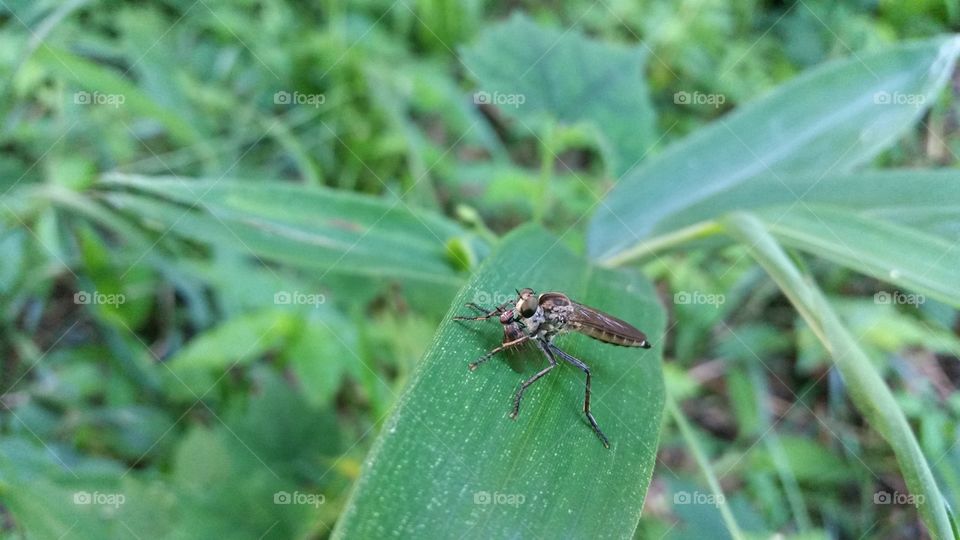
96;174;475;286
759;205;960;307
667;396;746;540
334;225;665;539
590;36;960;262
725;212;953;539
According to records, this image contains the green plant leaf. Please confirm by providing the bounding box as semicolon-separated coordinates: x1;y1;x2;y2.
589;36;960;262
725;212;953;539
755;205;960;307
334;225;665;539
32;45;202;146
461;13;656;176
96;174;476;286
649;170;960;243
163;309;298;399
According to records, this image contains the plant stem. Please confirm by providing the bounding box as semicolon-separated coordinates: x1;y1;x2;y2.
534;121;555;224
600;220;723;267
724;212;953;539
747;363;813;532
667;395;746;540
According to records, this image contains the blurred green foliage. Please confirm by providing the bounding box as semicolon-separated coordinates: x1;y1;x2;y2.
1;1;959;539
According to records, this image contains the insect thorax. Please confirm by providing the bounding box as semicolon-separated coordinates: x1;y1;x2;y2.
523;304;573;341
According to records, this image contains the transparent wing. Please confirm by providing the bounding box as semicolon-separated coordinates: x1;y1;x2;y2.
567;300;651;348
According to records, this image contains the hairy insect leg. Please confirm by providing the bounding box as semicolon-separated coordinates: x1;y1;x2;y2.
549;344;610;448
510;339;558;420
468;335;529;371
453;302;507;321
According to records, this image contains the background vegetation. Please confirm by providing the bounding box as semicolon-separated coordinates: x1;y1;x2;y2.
1;1;959;538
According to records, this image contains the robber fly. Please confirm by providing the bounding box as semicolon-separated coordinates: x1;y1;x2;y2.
454;288;652;448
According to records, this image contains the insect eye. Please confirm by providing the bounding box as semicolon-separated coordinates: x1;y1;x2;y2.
519;296;537;318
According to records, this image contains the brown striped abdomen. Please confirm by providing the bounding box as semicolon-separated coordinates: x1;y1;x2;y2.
575;323;651;348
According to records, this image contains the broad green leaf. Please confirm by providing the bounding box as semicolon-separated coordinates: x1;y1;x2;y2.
96;174;476;286
590;36;960;262
725;213;953;539
756;205;960;306
334;225;665;539
461;13;656;176
651;170;960;241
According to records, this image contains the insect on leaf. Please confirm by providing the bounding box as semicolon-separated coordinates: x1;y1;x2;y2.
334;225;666;539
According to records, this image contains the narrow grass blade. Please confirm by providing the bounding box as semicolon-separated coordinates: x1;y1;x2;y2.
725;212;953;539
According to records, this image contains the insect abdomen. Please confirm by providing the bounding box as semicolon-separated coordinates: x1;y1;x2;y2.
577;325;651;348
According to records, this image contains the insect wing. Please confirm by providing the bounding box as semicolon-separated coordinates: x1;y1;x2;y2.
568;301;651;348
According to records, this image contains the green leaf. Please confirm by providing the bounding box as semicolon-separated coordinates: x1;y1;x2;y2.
461;13;656;176
590;36;960;262
757;205;960;307
97;174;476;286
334;225;665;538
283;317;357;408
725;212;953;539
648;170;960;243
747;436;857;486
32;45;202;146
164;309;298;399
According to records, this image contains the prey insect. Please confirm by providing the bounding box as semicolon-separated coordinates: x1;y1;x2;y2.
453;288;652;448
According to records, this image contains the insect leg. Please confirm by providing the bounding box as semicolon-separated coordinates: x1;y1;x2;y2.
549;344;610;448
468;335;529;371
510;339;558;419
454;302;508;321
